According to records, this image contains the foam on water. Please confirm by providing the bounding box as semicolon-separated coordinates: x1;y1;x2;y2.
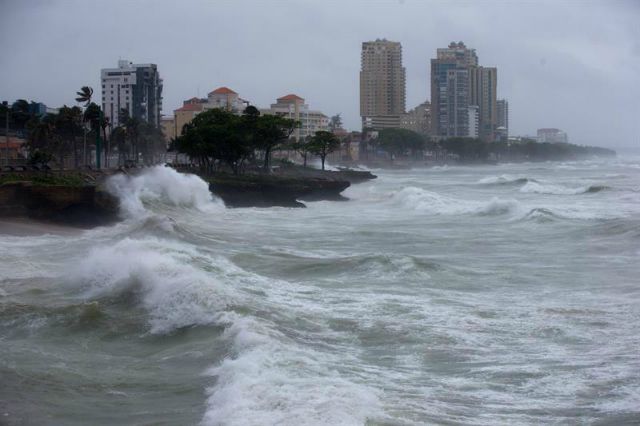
390;186;522;217
520;181;608;195
106;165;224;218
3;157;640;425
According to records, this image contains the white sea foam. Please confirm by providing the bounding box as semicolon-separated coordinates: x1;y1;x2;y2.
72;237;232;333
105;166;224;217
519;181;606;195
390;186;521;217
202;314;382;426
477;174;530;185
70;235;382;425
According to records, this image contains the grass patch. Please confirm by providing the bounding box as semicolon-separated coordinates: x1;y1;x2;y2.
0;173;87;187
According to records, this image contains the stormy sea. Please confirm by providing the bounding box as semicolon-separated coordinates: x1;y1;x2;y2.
1;157;639;425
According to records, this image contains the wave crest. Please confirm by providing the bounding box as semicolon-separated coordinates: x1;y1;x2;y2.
391;187;521;217
477;175;533;185
520;181;609;195
105;166;224;217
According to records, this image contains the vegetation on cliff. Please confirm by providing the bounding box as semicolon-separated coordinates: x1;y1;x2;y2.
170;107;298;175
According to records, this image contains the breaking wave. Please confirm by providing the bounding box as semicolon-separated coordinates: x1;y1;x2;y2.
520;181;609;195
390;186;522;217
477;174;534;185
105;166;224;217
69;236;382;425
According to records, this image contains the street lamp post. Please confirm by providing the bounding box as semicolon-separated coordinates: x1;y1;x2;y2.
96;110;102;169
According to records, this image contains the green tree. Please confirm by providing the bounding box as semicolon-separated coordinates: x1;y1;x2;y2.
307;130;340;170
10;99;31;134
289;136;312;167
376;128;425;159
172;108;251;175
439;137;488;162
255;114;298;171
55;106;83;168
328;113;343;132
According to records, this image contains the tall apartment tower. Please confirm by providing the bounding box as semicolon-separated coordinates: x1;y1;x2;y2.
360;39;406;130
470;66;498;141
431;42;498;141
497;99;509;139
430;42;478;138
101;60;163;130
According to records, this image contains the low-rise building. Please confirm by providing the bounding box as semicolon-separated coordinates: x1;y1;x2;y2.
160;116;176;141
173;98;205;137
260;94;328;141
537;128;568;143
400;101;431;136
203;87;248;113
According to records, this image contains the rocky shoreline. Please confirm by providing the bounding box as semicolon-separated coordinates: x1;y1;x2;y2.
0;165;376;227
0;181;119;227
203;166;376;208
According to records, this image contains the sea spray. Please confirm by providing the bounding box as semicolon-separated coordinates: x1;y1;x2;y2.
105;166;224;217
72;237;231;333
390;186;522;217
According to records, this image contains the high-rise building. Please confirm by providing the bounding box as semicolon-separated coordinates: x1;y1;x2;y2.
101;60;163;130
470;66;497;141
496;99;509;140
431;42;498;141
430;42;476;138
360;39;406;130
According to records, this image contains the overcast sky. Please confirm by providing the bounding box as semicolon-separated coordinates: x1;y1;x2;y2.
1;0;639;147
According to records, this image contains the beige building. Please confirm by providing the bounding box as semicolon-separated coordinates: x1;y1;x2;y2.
171;87;250;137
260;94;328;141
173;97;205;137
360;39;406;130
401;101;431;136
160;116;176;141
470;66;498;142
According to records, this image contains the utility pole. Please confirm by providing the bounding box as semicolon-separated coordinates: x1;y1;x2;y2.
96;109;102;169
3;101;9;167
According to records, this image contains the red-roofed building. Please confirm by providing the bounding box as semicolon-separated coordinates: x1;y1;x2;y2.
173;100;205;137
206;87;246;112
260;94;328;142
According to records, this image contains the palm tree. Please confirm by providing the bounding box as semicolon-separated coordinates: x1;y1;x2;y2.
75;86;93;166
101;116;111;168
75;86;93;107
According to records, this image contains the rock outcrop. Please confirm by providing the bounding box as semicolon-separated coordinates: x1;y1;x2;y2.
0;182;119;227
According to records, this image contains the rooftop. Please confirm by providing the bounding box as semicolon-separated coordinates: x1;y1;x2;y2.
277;94;304;101
209;87;237;96
175;103;204;112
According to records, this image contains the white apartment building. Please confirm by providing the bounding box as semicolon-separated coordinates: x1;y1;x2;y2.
101;60;163;130
468;105;479;138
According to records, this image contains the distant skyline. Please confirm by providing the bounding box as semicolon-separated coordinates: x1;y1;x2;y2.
1;0;639;147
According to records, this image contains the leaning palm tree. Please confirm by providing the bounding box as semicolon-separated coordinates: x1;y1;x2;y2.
75;86;94;166
75;86;93;107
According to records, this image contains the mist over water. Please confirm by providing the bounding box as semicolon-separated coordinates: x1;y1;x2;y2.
1;159;639;425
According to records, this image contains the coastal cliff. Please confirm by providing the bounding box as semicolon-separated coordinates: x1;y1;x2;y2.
0;180;119;226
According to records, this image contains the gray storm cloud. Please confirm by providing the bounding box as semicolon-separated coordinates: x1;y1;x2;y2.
1;0;638;147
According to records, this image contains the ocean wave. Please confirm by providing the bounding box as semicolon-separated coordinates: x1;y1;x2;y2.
519;181;609;195
105;166;224;218
477;174;534;185
202;313;382;426
71;237;233;334
390;187;521;217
